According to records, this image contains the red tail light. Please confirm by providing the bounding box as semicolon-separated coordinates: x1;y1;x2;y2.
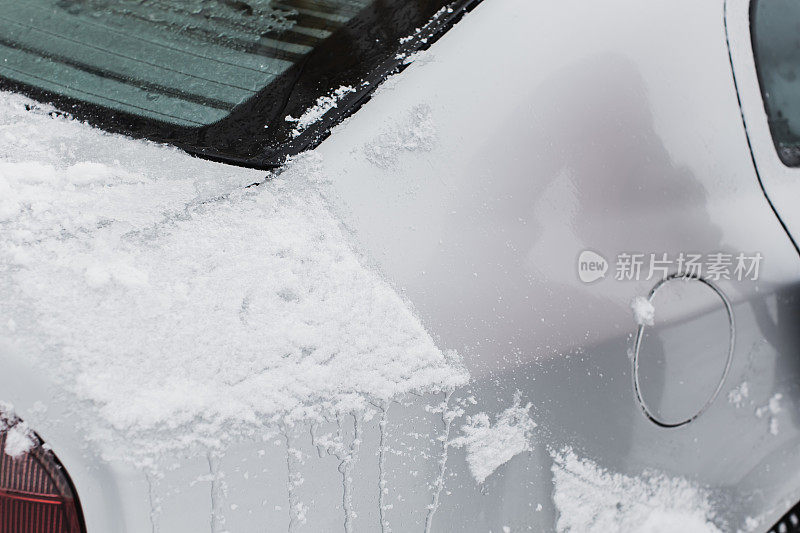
0;414;85;533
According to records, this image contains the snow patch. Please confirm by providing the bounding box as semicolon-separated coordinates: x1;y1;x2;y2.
0;94;468;467
285;86;356;138
4;423;35;458
363;105;437;169
727;381;749;408
450;393;535;484
631;296;655;327
1;407;36;459
398;5;453;45
395;50;434;66
743;515;760;531
755;393;782;436
551;448;721;533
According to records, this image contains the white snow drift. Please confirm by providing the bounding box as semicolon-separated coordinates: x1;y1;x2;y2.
0;92;468;466
551;448;721;533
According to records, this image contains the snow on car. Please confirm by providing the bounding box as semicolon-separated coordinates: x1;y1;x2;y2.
2;0;800;532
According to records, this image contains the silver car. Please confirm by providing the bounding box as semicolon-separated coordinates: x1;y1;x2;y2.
1;0;800;531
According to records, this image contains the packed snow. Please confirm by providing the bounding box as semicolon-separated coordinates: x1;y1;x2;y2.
631;296;655;327
0;92;468;466
551;448;721;533
450;393;536;484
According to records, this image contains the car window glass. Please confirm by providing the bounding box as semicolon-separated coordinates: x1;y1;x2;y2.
751;0;800;166
0;0;370;126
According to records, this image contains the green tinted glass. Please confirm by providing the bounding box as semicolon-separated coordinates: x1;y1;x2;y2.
752;0;800;166
0;0;369;126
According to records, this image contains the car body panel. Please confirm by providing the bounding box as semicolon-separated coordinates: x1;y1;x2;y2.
317;0;800;529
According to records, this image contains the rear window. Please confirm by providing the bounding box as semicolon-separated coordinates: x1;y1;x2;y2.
0;0;476;168
751;0;800;166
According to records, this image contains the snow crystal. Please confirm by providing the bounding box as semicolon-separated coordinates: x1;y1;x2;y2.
0;93;468;467
450;393;535;484
728;381;749;408
396;50;433;66
551;448;720;533
285;86;356;138
397;6;452;45
759;393;783;417
631;296;655;327
755;393;783;436
0;403;15;433
769;417;779;436
743;516;760;531
2;407;36;458
363;104;437;169
4;423;35;458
